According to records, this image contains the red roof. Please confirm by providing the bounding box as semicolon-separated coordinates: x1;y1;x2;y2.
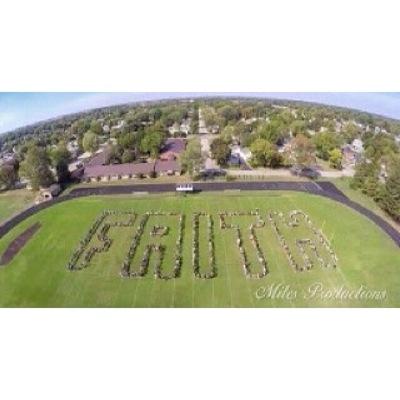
85;151;108;166
160;138;186;155
155;160;181;173
84;160;181;178
84;162;155;178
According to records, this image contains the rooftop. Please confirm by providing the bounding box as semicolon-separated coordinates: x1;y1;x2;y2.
155;160;181;173
84;159;181;178
160;138;186;155
84;162;155;178
85;150;108;167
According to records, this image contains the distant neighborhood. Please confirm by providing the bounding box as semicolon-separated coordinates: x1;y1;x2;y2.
0;98;399;221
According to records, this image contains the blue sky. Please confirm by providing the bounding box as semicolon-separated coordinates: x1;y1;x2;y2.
1;92;400;134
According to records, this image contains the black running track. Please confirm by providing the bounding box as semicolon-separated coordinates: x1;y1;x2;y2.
0;181;399;247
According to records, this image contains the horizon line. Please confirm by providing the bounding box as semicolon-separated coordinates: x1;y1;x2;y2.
1;93;400;136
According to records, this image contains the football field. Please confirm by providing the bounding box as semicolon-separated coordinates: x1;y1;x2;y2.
0;191;398;307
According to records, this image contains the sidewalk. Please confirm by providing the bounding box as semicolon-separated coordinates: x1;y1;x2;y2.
227;167;354;178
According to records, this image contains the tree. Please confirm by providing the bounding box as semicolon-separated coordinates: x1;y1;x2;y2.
328;148;343;170
105;144;122;164
201;106;220;128
90;120;103;135
149;107;162;122
180;138;204;177
324;119;336;132
255;119;288;145
210;137;231;167
71;118;90;136
290;119;307;137
363;176;382;199
351;160;373;189
290;134;316;167
51;142;71;166
139;130;164;159
121;149;136;163
379;158;400;222
307;115;323;132
351;160;381;200
342;122;361;143
51;142;72;184
235;121;252;146
313;132;342;160
0;164;18;189
218;105;240;125
20;146;54;190
250;138;283;168
220;125;235;144
55;160;70;184
190;118;199;135
117;132;136;150
364;135;398;162
82;131;99;153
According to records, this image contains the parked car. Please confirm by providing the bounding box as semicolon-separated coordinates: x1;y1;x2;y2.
290;165;320;180
199;169;227;180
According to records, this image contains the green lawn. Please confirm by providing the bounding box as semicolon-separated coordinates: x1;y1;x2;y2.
331;177;400;232
0;191;399;307
0;189;35;223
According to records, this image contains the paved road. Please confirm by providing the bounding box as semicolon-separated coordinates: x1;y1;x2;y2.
200;134;219;170
0;181;399;247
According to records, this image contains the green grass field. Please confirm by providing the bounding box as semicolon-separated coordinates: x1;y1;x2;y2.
331;177;400;232
0;191;399;307
0;189;35;223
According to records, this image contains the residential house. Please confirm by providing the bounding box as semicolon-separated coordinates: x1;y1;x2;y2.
231;145;252;162
180;118;191;135
351;138;364;154
85;149;108;167
341;138;364;167
168;122;181;136
240;117;259;125
111;120;125;131
159;138;186;161
342;145;358;166
168;119;191;136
